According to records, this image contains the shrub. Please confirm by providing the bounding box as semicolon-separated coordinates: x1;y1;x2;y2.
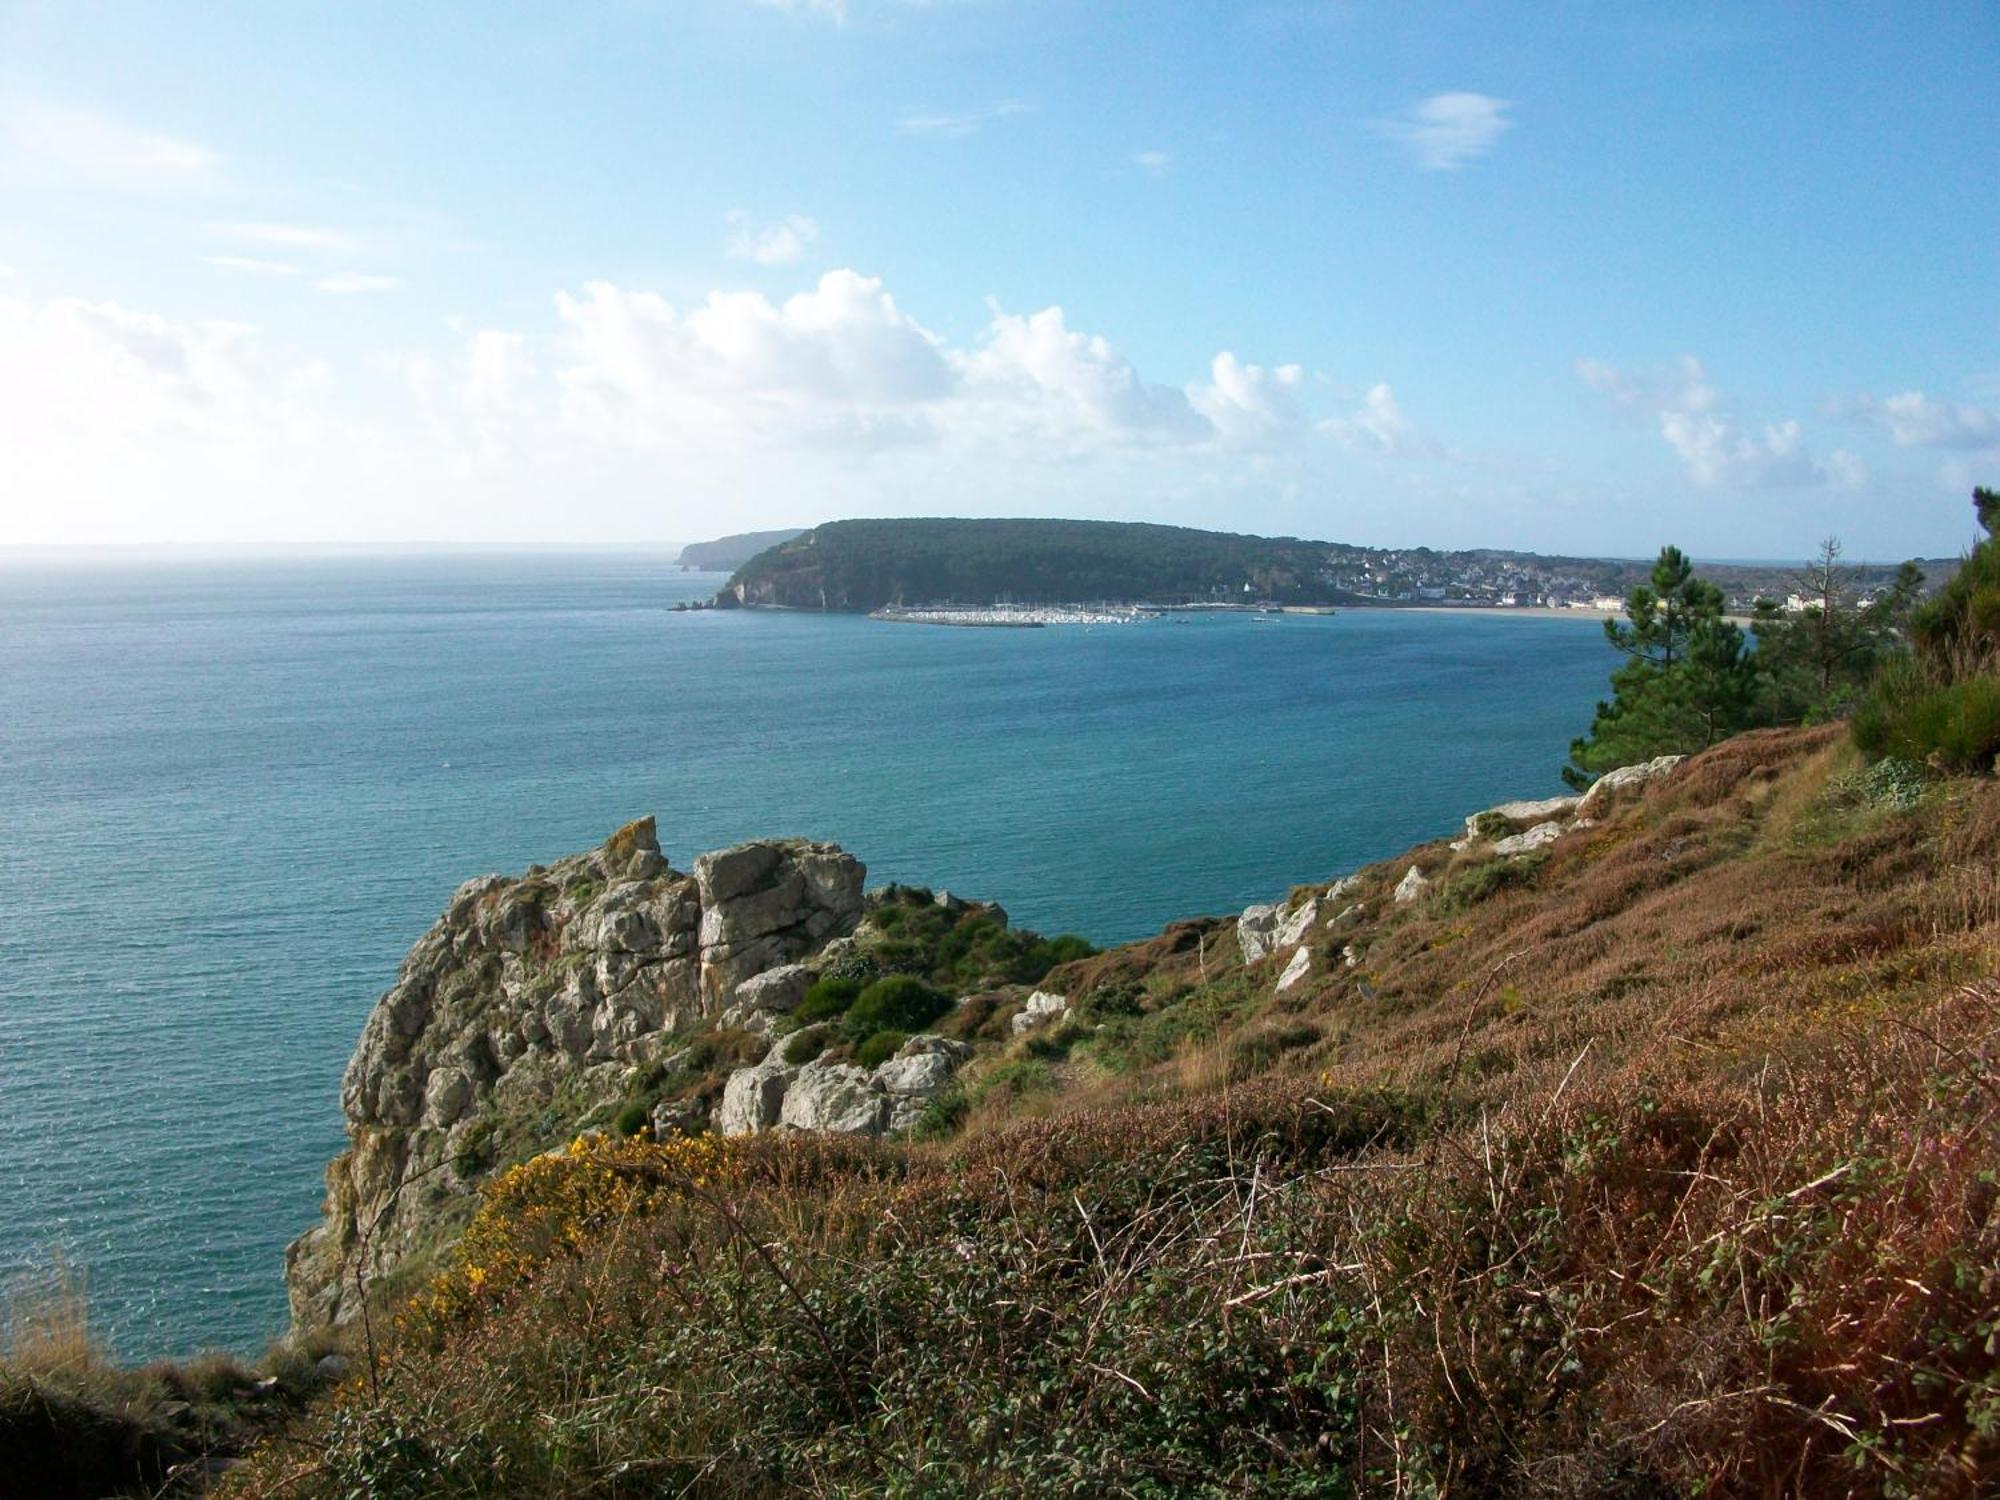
610;1101;650;1138
795;976;861;1024
1438;851;1548;910
854;1030;909;1069
783;1028;827;1066
844;975;950;1038
1854;666;2000;773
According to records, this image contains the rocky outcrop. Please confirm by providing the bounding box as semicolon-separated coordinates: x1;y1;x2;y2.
719;1034;971;1139
1010;990;1070;1035
286;821;864;1330
1275;946;1312;991
1238;903;1282;964
1394;865;1431;904
1491;820;1567;857
1578;755;1685;817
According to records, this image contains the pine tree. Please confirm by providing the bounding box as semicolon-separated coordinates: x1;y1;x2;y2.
1565;546;1756;788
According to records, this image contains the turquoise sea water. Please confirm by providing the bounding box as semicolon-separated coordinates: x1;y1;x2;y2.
0;554;1618;1359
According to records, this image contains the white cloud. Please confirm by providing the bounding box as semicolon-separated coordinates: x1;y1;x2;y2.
0;261;15;279
1133;150;1171;177
1320;383;1431;457
1833;390;2000;451
6;101;222;193
1189;354;1306;445
0;293;333;541
204;255;301;277
1578;355;1859;488
898;101;1032;137
316;272;403;295
725;211;820;266
1373;92;1512;171
1;268;1409;544
210;221;362;253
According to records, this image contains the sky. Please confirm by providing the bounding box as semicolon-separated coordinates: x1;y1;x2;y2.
0;0;1995;559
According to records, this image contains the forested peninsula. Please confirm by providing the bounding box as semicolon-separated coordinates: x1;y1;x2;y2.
710;517;1949;615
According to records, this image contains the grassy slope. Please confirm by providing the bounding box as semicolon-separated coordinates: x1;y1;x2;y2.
201;728;2000;1493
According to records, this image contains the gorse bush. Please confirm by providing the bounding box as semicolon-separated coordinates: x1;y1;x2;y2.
843;975;949;1038
794;975;861;1024
853;1029;908;1068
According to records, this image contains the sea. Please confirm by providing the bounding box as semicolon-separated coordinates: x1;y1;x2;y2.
0;553;1619;1360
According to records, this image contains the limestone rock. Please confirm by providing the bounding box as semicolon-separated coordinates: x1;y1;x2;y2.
780;1060;886;1134
695;841;864;1004
1010;990;1070;1036
733;962;813;1016
1577;755;1685;817
1238;903;1282;964
1491;820;1567;857
287;826;867;1330
876;1035;972;1097
1274;897;1320;950
1275;946;1312;992
1394;865;1431;905
719;1049;795;1136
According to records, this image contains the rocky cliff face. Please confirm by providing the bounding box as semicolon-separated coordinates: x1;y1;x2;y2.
284;818;863;1328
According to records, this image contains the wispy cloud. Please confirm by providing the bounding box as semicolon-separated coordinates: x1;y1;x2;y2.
725;211;820;266
1372;92;1512;171
1133;150;1172;177
898;100;1032;137
1830;390;2000;452
6;101;222;193
210;221;363;253
316;272;402;295
1578;355;1862;489
204;255;301;277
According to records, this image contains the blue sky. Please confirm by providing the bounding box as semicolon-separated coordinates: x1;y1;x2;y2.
1;1;1995;558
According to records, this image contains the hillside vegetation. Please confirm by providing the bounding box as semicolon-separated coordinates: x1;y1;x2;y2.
715;518;1349;610
217;725;2000;1497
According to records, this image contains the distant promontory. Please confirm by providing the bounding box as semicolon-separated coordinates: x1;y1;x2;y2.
709;517;1949;615
676;528;808;572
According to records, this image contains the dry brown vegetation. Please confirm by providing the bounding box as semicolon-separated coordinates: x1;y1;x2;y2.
195;725;2000;1494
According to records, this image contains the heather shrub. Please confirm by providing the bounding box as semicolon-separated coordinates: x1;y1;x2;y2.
795;975;861;1023
853;1029;907;1068
843;975;949;1037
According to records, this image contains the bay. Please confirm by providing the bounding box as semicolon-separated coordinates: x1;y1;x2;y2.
0;552;1614;1358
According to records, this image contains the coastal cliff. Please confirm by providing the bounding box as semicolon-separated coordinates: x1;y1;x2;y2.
235;728;2000;1497
285;819;867;1326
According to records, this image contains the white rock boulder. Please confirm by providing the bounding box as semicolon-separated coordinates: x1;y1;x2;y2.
1010;990;1070;1036
1577;755;1685;818
1238;903;1282;964
1275;946;1312;992
1491;820;1568;857
1393;865;1431;905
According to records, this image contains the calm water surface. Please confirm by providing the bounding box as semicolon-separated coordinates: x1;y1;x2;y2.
0;553;1616;1357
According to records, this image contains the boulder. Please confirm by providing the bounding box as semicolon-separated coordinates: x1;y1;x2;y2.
1491;820;1567;857
1010;990;1070;1036
1275;946;1312;992
1274;897;1319;950
314;1354;350;1383
1393;865;1431;905
732;962;813;1016
1577;755;1685;818
875;1035;972;1097
1238;903;1282;964
719;1050;795;1136
1461;795;1580;844
694;840;864;1003
780;1061;887;1134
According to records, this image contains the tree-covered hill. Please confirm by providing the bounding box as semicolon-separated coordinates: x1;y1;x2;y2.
715;517;1348;610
